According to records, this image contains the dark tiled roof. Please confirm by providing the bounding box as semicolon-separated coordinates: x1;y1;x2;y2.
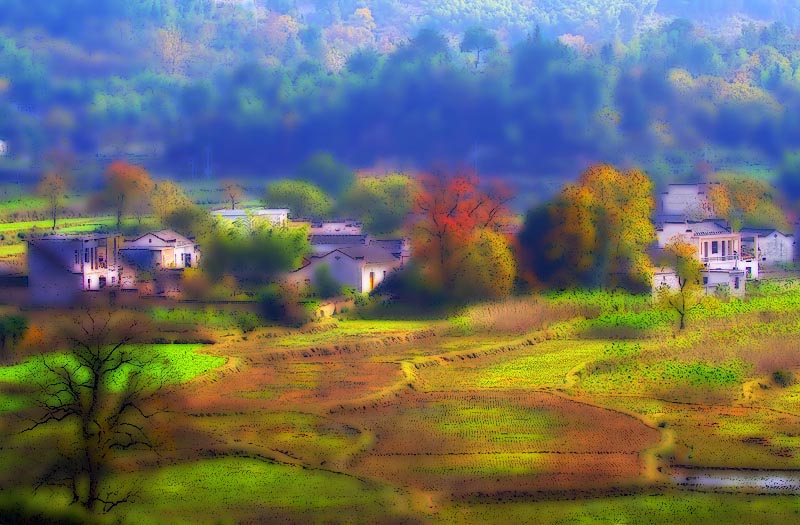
336;244;399;264
310;234;368;245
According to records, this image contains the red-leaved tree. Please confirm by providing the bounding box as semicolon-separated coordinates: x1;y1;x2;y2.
412;170;515;300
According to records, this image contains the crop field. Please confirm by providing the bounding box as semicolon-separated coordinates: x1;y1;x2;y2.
4;289;800;523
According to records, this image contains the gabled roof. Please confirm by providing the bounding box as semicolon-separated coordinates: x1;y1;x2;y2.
299;244;399;269
688;220;730;236
739;227;793;238
124;229;194;249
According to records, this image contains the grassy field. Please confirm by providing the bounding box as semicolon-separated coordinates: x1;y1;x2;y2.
3;288;800;523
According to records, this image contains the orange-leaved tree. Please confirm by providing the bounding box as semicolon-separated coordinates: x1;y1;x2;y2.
707;173;787;232
547;165;655;290
412;170;515;301
101;161;154;230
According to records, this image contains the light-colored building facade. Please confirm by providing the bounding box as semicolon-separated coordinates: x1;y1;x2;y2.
27;234;123;305
212;208;289;227
740;228;795;266
290;244;403;294
654;220;755;297
119;230;199;293
660;183;718;219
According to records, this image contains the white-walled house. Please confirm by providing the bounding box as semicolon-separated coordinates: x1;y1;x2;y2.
660;183;719;219
0;140;8;157
654;219;755;297
119;230;199;293
212;208;289;227
28;234;123;305
740;228;795;266
290;244;403;293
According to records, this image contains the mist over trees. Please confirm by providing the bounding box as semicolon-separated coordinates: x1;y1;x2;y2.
3;2;800;190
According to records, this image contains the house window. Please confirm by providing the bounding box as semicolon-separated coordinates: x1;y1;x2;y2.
703;277;708;285
74;250;79;265
712;241;719;254
87;279;91;289
734;277;740;290
85;249;90;263
369;271;375;291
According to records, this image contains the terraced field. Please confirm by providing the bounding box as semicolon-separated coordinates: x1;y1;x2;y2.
5;290;800;523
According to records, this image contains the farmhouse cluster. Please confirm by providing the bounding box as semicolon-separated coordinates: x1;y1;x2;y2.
653;183;795;297
26;208;408;306
21;180;799;306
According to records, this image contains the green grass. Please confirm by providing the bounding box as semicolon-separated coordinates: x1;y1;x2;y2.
0;244;24;257
420;340;611;390
435;493;800;525
581;359;749;395
271;319;436;348
116;458;401;525
0;344;225;392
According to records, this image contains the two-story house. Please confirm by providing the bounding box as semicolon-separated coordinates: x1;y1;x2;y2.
28;233;124;305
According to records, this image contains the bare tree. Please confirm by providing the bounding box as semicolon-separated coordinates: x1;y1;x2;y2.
23;311;168;513
222;180;244;210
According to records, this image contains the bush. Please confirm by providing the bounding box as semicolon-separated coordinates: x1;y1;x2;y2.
773;369;796;388
235;312;260;333
257;284;313;326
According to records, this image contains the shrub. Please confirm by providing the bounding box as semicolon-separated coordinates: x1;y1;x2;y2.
235;312;261;333
773;369;796;388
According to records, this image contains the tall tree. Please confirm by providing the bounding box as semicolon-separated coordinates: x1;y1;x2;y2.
263;179;332;219
37;172;68;230
412;170;513;300
707;173;788;232
23;312;167;513
222;180;244;210
101;161;154;231
151;180;194;226
460;26;497;69
547;165;655;291
657;237;704;330
340;174;418;235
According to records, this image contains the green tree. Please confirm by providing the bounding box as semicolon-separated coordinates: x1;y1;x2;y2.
294;152;354;196
460;26;498;69
263;179;332;219
657;237;704;330
340;174;418;235
203;220;310;287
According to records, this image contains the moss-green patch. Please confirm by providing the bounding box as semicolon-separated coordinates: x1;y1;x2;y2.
412;452;548;477
271;319;435;348
474;340;611;389
116;457;399;525
0;344;225;392
436;493;800;525
582;359;748;395
430;402;559;445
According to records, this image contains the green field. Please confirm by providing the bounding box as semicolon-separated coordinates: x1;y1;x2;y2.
3;288;800;523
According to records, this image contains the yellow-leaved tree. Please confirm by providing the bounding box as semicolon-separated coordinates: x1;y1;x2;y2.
548;165;655;290
657;237;704;330
707;173;787;232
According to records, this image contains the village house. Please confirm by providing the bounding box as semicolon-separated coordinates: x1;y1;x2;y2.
739;228;795;266
119;229;200;293
290;243;403;294
654;219;757;297
659;182;719;220
212;208;289;227
27;233;124;305
0;139;8;157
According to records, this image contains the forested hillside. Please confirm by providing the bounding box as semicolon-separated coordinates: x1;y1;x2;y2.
3;0;800;196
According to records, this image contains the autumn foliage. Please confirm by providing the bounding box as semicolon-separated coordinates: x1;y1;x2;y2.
412;170;515;301
520;165;655;291
101;161;154;230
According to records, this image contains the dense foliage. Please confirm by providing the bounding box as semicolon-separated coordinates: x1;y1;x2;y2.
4;3;800;193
